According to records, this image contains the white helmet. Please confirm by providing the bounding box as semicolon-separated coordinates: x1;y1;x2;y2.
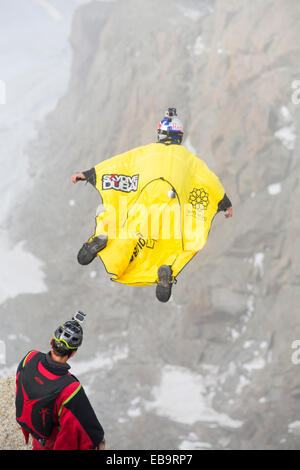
157;108;184;144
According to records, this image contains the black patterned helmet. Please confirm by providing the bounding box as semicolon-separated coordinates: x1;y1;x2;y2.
53;320;83;351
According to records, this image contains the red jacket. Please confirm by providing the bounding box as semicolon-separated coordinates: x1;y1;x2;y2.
16;350;105;450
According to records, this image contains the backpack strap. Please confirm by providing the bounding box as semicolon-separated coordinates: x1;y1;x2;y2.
57;381;82;427
21;350;40;368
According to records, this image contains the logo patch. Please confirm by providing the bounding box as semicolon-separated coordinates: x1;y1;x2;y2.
188;188;209;219
40;408;50;427
102;174;139;193
130;234;157;262
189;188;209;209
34;376;44;385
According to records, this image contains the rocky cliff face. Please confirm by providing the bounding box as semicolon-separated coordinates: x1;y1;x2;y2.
0;376;28;450
1;0;300;450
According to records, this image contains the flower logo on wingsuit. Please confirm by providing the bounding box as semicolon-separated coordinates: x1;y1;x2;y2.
189;188;209;210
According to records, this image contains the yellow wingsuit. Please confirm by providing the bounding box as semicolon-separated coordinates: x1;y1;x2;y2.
89;143;226;286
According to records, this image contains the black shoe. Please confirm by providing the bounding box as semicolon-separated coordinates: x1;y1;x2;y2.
156;265;173;303
77;235;108;265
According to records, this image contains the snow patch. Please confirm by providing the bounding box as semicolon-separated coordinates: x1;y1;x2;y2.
236;375;250;395
145;365;243;428
288;421;300;434
127;396;142;418
127;407;141;418
71;344;129;376
259;396;267;404
243;357;266;373
254;252;264;277
246;295;255;319
118;417;127;424
193;36;206;55
0;233;47;305
268;183;281;195
274;125;296;150
8;333;30;343
280;106;292;123
229;328;240;341
179;433;212;450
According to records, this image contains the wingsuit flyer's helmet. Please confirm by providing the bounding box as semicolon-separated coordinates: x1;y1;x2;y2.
53;312;85;352
157;108;184;144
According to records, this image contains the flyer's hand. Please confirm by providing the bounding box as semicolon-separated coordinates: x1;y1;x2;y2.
95;439;106;450
225;206;233;218
72;173;86;184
